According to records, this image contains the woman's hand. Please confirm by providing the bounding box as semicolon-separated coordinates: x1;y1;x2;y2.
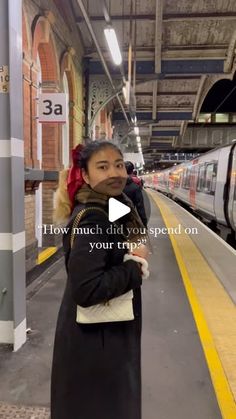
132;243;149;260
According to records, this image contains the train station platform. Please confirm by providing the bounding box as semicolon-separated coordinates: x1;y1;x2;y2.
0;190;236;418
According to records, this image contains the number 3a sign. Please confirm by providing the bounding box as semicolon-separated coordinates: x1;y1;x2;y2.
38;93;68;123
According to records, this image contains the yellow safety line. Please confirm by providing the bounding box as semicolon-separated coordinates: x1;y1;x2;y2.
37;247;57;265
148;190;236;419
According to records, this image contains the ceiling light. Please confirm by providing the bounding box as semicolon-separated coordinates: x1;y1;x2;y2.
136;136;141;144
104;27;122;65
134;127;139;135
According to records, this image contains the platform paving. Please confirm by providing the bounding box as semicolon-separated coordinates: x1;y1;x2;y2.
0;199;221;418
0;402;49;418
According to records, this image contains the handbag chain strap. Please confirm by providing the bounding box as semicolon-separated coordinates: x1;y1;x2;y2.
70;207;108;249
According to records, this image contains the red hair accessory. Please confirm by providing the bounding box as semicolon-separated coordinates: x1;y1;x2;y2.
67;144;85;208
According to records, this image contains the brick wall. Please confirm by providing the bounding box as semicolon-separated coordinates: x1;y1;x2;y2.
24;193;38;272
23;0;84;268
25;194;36;244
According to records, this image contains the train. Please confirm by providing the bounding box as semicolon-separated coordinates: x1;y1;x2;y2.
142;143;236;243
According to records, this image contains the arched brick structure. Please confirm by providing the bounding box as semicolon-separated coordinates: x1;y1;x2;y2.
32;15;61;246
22;6;84;269
38;42;59;82
22;5;31;53
32;15;60;170
194;73;234;121
60;50;77;161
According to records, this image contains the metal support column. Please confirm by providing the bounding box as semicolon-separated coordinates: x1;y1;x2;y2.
0;0;26;351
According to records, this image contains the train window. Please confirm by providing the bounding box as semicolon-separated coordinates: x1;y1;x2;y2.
174;174;180;188
212;163;217;193
197;165;206;191
178;172;182;187
173;170;182;188
182;168;191;189
186;169;191;188
205;164;214;193
181;170;185;187
182;169;186;188
197;162;217;194
205;163;217;194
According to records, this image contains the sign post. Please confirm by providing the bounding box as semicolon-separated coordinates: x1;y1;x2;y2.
0;0;26;351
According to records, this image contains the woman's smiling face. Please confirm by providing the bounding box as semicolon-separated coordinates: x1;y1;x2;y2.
82;146;127;196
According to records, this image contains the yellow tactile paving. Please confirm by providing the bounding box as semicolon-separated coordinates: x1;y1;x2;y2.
148;190;236;419
37;247;57;264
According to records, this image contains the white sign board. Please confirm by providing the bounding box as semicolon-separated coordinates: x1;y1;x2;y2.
0;65;9;93
38;93;68;123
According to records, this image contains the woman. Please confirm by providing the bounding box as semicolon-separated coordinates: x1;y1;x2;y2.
51;140;149;419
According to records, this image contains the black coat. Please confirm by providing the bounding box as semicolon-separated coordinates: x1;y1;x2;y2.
51;203;143;419
123;178;147;227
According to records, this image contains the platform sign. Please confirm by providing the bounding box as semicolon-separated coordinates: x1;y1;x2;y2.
0;65;9;93
38;93;68;123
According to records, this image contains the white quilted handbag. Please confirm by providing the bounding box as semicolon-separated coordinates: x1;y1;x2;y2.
76;290;134;324
70;207;135;324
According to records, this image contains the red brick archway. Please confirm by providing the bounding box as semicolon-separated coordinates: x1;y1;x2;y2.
60;51;77;162
32;16;61;242
22;7;31;53
38;42;59;83
32;16;60;171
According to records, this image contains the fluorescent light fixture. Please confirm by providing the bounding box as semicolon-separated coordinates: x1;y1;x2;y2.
104;27;122;65
134;126;139;135
136;136;141;144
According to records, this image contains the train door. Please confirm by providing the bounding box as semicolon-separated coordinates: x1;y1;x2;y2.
227;144;236;232
153;174;158;189
189;160;198;208
215;146;231;225
169;171;174;195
